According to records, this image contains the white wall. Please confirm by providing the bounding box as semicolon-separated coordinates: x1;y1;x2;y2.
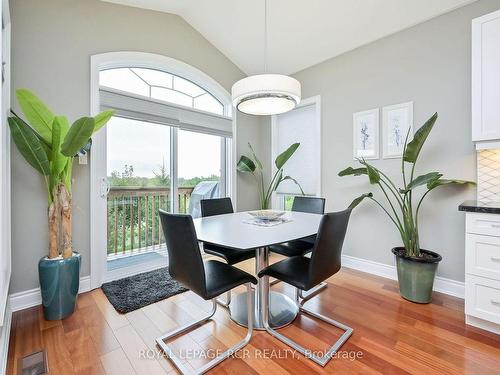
9;0;254;293
11;0;498;294
293;0;500;282
235;113;271;211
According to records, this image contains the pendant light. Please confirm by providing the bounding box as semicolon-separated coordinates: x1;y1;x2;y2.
231;0;301;116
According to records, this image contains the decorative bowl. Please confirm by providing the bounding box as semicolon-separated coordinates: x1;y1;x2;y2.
248;210;286;221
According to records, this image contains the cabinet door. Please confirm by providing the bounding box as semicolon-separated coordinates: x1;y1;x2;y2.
466;234;500;280
472;10;500;142
465;275;500;324
466;212;500;237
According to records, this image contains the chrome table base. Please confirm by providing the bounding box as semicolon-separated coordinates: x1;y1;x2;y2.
227;247;299;330
229;289;299;329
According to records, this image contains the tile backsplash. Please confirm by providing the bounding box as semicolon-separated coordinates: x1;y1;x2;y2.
477;149;500;202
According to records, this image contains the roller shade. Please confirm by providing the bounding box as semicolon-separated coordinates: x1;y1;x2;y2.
274;101;320;196
99;87;232;137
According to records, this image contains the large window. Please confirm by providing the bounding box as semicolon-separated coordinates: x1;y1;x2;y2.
178;130;224;215
99;63;231;257
100;68;224;115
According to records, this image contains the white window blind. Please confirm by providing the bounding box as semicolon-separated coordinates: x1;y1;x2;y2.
274;101;320;196
99;87;232;137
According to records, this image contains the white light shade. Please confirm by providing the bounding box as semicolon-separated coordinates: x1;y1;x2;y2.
232;74;301;115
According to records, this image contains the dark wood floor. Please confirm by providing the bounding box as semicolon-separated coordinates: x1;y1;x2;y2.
6;259;500;374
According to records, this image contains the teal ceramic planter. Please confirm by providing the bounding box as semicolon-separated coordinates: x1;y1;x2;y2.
39;252;81;320
392;247;442;304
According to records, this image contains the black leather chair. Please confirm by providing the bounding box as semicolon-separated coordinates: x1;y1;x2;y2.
200;198;255;264
200;198;255;307
269;196;325;257
157;210;257;375
269;196;326;296
258;209;353;367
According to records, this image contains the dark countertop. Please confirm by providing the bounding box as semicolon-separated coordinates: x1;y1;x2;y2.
458;200;500;214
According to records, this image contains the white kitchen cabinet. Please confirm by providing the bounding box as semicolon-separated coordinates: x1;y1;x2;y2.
464;211;500;334
465;275;500;325
472;9;500;146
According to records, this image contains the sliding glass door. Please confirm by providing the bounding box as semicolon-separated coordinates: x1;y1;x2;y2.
106;117;172;259
104;115;230;276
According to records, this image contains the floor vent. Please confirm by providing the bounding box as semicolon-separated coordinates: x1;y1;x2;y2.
19;349;48;375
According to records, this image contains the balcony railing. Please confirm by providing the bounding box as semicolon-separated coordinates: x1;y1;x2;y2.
107;186;194;256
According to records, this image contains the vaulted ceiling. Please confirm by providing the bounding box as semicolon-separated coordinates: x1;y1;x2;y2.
102;0;477;75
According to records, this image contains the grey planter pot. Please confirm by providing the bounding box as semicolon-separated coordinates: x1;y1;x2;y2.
392;247;442;304
38;252;81;320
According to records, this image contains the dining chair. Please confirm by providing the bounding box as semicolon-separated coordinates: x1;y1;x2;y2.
269;196;326;297
269;196;325;257
200;197;255;307
258;209;353;367
157;210;257;375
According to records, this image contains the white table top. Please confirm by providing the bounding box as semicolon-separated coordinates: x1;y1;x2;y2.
193;211;323;250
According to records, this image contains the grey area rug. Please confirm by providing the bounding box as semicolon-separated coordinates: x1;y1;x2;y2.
101;267;188;314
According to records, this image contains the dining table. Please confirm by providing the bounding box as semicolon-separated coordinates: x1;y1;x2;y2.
193;210;323;330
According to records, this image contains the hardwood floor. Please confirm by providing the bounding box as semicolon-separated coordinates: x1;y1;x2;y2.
6;259;500;374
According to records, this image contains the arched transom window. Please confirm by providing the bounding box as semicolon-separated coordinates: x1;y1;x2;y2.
99;67;224;115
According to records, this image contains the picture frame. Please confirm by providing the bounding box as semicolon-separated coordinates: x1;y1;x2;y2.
353;108;379;160
382;102;413;159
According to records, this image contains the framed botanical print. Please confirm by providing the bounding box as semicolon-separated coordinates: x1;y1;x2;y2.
353;108;379;160
382;102;413;159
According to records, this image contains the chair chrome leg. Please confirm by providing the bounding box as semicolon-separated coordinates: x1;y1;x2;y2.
156;283;254;375
216;291;231;308
216;259;233;308
270;278;281;286
263;277;352;367
298;282;327;301
294;287;300;305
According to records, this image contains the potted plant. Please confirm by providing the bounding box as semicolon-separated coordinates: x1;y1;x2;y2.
8;89;113;319
237;142;304;209
339;113;475;303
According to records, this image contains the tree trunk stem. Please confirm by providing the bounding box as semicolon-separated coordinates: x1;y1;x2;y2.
59;185;73;258
48;186;60;259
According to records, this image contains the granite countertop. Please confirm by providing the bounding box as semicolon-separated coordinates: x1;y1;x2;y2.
458;200;500;214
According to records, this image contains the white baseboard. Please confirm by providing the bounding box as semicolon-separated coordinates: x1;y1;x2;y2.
341;254;465;299
7;255;465;313
0;303;12;375
9;276;92;312
342;254;397;280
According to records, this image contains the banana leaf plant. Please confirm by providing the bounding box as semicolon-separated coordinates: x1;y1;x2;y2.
340;113;475;258
237;142;304;209
8;89;114;259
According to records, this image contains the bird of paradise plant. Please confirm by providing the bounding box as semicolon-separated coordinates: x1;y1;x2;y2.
341;113;475;258
8;89;114;259
237;142;304;209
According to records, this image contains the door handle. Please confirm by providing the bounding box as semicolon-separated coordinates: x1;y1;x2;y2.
100;178;110;198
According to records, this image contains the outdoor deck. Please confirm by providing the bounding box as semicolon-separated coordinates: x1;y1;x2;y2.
107;186;194;257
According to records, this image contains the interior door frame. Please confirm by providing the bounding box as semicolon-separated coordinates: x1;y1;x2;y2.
0;0;11;328
89;51;232;289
